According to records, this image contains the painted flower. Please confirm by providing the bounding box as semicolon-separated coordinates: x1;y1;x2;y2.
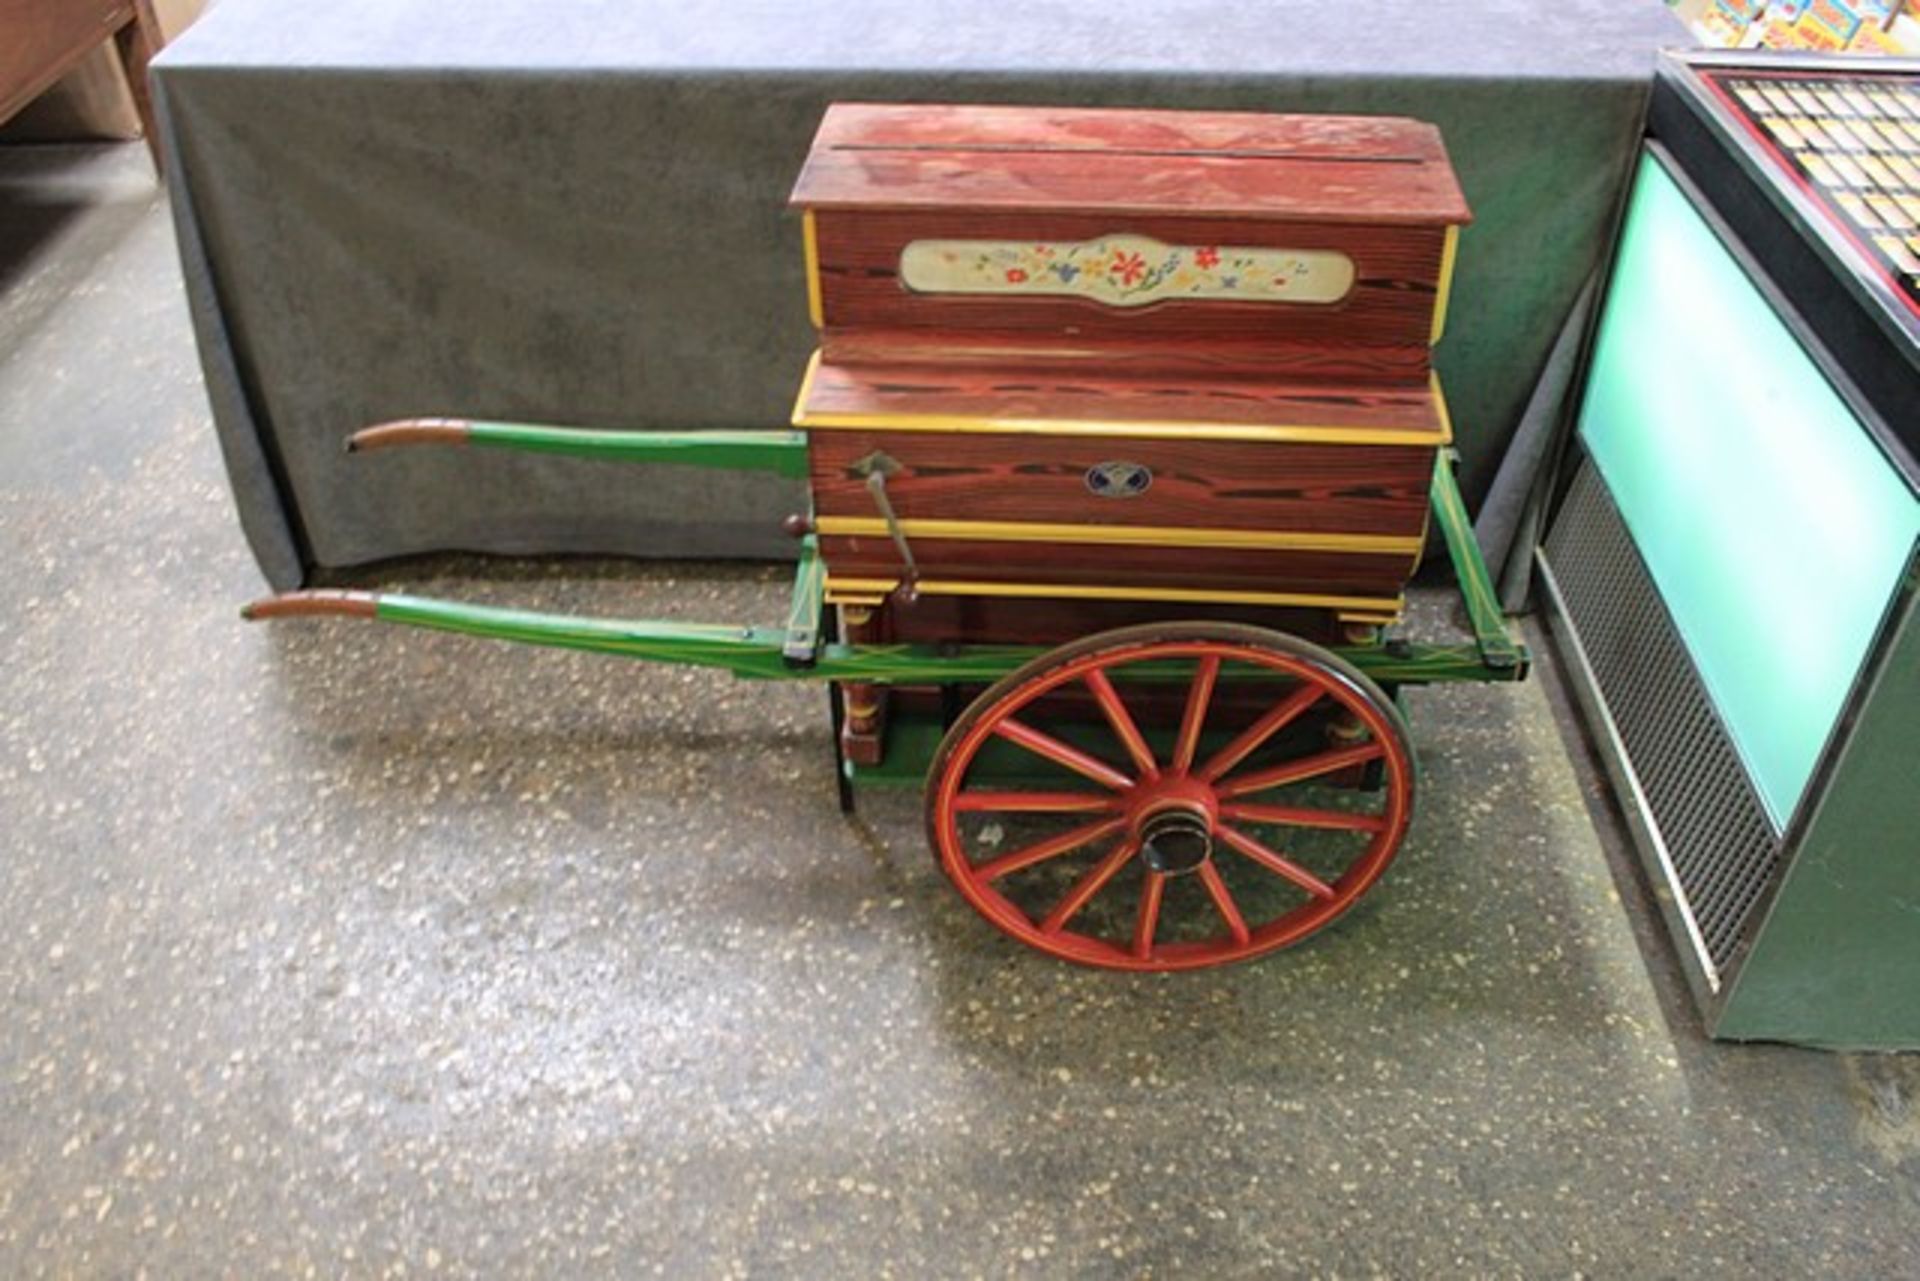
1194;246;1220;269
1051;262;1080;283
1006;268;1028;283
1110;250;1146;285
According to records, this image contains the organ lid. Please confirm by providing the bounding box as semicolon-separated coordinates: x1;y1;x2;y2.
790;103;1471;226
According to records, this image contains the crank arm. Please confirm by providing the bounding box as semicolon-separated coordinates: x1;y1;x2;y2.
851;451;920;596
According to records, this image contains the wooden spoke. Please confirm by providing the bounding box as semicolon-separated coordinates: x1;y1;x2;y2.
1218;802;1388;833
1040;838;1141;935
993;717;1136;791
953;791;1123;814
1083;667;1159;779
1196;862;1252;946
1195;683;1324;783
976;816;1129;881
1214;741;1386;799
1170;654;1220;774
1215;824;1337;899
1133;872;1167;959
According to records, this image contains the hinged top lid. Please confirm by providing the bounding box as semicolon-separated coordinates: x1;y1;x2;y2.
790;104;1470;226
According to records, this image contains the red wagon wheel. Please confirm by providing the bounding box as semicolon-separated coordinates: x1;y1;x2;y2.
925;623;1416;971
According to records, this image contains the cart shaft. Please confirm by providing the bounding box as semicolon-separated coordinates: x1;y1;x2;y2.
350;418;810;478
243;588;1522;686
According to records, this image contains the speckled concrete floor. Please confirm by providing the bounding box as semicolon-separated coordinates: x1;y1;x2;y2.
3;144;1918;1279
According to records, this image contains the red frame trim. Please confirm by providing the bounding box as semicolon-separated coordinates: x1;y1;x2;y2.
1695;67;1920;325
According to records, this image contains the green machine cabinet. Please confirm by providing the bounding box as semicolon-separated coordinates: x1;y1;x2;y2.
1539;52;1920;1048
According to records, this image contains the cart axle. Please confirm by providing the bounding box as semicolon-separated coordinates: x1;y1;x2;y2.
1139;807;1213;876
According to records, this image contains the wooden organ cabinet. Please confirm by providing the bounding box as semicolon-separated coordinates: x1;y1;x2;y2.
786;104;1470;763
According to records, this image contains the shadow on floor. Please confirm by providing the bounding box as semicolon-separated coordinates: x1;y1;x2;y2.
0;141;157;312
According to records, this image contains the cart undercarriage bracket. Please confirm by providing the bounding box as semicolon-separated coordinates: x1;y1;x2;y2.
783;535;826;667
1429;450;1528;673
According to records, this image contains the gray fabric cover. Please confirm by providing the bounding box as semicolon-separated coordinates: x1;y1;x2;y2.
1477;274;1601;611
152;0;1681;590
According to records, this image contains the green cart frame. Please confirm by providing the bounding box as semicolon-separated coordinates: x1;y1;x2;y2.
249;423;1527;971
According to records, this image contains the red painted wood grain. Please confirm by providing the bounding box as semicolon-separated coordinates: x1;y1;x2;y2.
818;329;1433;386
809;431;1434;536
798;360;1447;437
793;104;1469;225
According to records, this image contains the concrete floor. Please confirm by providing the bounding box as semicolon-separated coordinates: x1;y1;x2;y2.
2;143;1917;1278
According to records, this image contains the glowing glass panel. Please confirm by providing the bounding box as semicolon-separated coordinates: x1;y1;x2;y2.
1577;154;1919;827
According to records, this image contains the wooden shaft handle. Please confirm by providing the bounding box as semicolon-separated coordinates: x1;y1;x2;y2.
240;590;381;621
347;419;474;453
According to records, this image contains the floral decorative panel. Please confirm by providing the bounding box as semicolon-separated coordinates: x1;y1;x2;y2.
897;235;1355;307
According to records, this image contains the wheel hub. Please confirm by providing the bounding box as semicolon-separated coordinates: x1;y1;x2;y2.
1139;805;1213;875
1129;775;1220;876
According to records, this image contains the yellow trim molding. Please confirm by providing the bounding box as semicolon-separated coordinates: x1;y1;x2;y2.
1430;224;1460;345
792;347;823;422
824;576;902;594
823;574;1403;616
815;515;1421;557
802;212;826;329
1429;370;1454;440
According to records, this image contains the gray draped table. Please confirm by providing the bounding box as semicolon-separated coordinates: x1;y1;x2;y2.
152;0;1681;590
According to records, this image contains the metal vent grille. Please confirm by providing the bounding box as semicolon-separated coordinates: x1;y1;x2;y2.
1543;462;1784;977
